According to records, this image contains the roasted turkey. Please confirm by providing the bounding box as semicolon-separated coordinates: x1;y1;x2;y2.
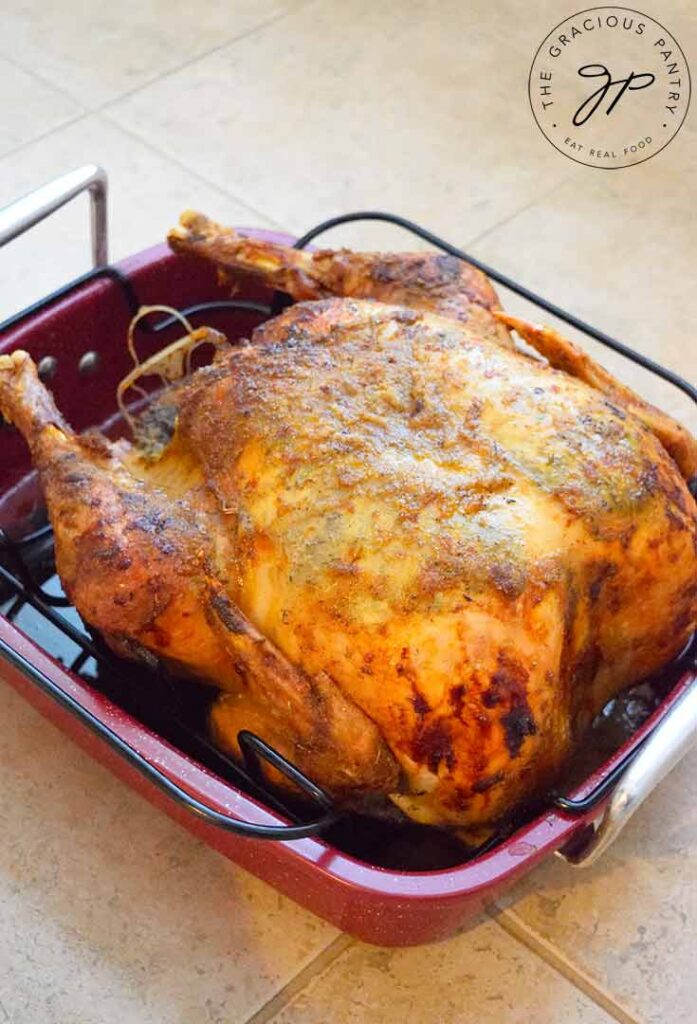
0;213;695;835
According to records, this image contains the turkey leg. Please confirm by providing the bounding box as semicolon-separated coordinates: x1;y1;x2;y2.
168;210;513;349
0;350;397;796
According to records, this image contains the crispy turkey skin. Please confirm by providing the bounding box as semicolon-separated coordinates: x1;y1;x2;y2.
1;294;695;832
168;210;514;350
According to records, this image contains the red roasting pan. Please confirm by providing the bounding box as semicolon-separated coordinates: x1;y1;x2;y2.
0;167;695;946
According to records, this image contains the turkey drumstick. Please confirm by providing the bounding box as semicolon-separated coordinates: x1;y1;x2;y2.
168;210;513;349
0;349;398;797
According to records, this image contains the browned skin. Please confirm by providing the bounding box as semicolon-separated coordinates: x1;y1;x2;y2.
496;312;697;481
169;212;695;484
168;211;513;349
0;350;397;798
1;298;695;831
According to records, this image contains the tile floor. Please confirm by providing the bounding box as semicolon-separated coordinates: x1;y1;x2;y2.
0;2;695;1022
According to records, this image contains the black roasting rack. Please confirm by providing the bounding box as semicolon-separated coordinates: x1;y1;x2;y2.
1;177;696;868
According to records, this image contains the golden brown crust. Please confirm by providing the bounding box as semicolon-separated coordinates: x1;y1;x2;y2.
496;312;697;480
205;578;399;794
168;210;513;349
2;295;695;830
177;298;697;827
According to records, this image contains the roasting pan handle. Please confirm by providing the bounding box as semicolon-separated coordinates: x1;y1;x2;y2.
0;164;108;265
557;679;697;867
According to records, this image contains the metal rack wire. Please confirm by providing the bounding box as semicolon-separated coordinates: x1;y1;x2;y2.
1;210;695;860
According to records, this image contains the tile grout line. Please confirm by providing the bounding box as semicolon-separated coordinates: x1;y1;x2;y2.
0;111;91;167
96;0;319;117
243;933;354;1024
97;111;574;251
489;907;642;1024
99;112;291;233
0;49;88;109
0;0;314;120
461;171;579;251
0;98;288;234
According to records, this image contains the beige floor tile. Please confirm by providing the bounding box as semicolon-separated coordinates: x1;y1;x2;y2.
0;681;337;1024
496;746;697;1024
0;0;298;107
265;916;614;1024
472;146;697;434
0;58;82;157
107;0;572;246
0;114;280;321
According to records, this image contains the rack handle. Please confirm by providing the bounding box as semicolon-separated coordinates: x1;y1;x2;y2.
0;164;108;266
557;678;697;867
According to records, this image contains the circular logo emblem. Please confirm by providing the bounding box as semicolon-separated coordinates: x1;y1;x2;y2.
529;7;691;168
